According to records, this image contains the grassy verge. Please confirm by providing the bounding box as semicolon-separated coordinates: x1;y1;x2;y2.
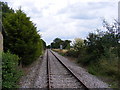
86;56;119;88
52;49;68;56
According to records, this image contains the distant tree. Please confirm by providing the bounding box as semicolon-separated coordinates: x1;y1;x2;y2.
47;45;50;49
51;38;71;49
51;38;63;49
72;38;84;51
53;38;62;43
62;40;71;49
41;39;46;50
51;42;55;48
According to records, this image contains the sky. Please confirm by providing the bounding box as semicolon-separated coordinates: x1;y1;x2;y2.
1;0;118;45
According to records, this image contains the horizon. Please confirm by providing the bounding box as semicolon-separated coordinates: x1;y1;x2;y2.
1;0;118;45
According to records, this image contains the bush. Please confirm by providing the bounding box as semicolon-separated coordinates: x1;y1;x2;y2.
65;49;79;58
99;56;118;76
2;51;23;88
22;39;43;65
87;63;101;75
77;47;94;65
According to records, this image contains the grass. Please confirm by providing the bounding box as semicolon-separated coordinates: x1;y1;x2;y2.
87;56;119;88
52;49;68;56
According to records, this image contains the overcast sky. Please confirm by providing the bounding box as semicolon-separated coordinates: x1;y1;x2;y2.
2;0;118;45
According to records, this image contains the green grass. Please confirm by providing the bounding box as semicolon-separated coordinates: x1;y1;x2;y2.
87;56;119;88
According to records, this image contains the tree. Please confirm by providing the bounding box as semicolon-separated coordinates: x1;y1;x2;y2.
51;38;63;49
72;38;84;51
3;9;42;65
41;39;46;50
51;38;71;49
82;19;119;64
62;40;71;49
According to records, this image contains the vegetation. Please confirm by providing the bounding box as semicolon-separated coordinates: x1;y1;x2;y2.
41;39;46;50
64;20;119;88
65;38;84;57
1;1;46;88
1;2;45;65
50;38;71;49
2;51;23;88
1;1;119;88
53;49;68;56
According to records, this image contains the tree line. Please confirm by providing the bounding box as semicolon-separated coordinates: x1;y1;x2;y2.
48;38;71;49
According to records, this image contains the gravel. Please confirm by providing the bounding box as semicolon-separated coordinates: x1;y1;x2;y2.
20;49;109;88
33;51;48;88
19;51;47;88
48;50;85;88
51;50;109;88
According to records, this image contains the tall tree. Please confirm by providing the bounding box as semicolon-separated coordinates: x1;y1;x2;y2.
3;9;42;65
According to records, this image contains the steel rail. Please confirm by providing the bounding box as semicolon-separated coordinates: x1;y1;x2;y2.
47;50;51;89
49;49;89;90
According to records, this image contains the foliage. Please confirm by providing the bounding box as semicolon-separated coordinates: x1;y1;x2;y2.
51;38;63;49
65;19;119;87
0;2;14;18
65;38;84;58
47;45;51;49
72;38;84;51
2;51;23;88
3;8;43;65
53;49;68;56
78;19;119;65
62;40;71;49
51;38;71;49
41;39;46;50
78;20;119;87
65;49;79;57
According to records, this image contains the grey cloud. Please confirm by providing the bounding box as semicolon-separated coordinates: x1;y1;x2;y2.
87;2;115;9
57;1;115;20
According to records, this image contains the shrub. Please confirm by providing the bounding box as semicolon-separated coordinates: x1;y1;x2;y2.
87;63;101;75
2;51;23;88
65;49;79;58
99;55;118;76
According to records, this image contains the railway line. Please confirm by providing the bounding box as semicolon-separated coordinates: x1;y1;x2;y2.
46;49;88;89
20;49;108;88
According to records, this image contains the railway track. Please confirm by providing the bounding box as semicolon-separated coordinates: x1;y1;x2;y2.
46;49;88;89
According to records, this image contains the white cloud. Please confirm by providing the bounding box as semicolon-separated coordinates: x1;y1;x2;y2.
1;0;118;45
